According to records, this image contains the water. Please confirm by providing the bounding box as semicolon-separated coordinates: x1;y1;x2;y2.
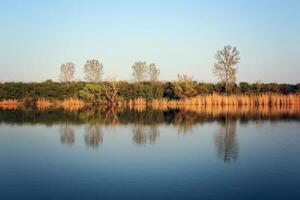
0;107;300;200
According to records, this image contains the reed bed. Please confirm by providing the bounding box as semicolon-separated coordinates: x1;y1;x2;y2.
128;97;147;111
36;98;53;110
162;104;300;118
0;99;20;109
57;98;85;111
0;94;299;111
149;93;300;106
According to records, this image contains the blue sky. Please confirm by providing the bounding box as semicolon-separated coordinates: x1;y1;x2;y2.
0;0;299;83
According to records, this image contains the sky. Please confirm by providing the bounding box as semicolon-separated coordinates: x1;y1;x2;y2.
0;0;299;83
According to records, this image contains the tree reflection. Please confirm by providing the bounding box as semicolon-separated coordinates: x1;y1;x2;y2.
84;124;103;149
149;125;159;144
132;125;147;145
132;124;160;145
104;107;119;125
215;116;238;163
59;123;75;145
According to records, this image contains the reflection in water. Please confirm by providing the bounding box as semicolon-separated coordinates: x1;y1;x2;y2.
149;125;159;144
84;125;103;149
104;108;119;124
1;105;299;126
59;123;75;145
132;124;160;145
215;116;238;163
173;111;195;134
132;125;147;145
0;105;299;160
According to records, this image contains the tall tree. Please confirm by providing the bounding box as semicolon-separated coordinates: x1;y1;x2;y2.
132;61;148;82
83;59;103;83
213;45;240;93
148;63;160;82
59;62;75;83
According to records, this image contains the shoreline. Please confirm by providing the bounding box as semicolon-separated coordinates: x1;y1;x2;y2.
0;93;299;110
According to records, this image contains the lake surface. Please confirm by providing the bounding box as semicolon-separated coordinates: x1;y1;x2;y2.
0;107;300;200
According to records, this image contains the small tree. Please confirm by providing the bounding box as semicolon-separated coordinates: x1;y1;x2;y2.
79;83;102;102
132;61;148;82
149;63;160;82
59;62;75;83
253;80;262;93
213;45;240;93
83;59;103;83
173;74;197;99
239;82;251;93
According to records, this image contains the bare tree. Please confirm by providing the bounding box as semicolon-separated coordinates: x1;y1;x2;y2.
103;77;119;106
213;45;240;93
132;61;148;82
83;59;103;83
59;62;75;83
149;63;160;82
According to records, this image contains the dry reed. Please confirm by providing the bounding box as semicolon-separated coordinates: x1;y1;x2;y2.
0;99;20;109
149;93;300;106
0;94;299;111
36;98;53;110
57;98;85;111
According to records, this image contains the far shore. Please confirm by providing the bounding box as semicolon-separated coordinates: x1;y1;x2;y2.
0;93;299;111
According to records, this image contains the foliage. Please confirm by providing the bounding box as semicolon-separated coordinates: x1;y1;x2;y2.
79;83;102;101
173;74;197;99
0;81;299;102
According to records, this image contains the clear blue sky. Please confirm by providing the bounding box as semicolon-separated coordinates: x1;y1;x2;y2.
0;0;299;83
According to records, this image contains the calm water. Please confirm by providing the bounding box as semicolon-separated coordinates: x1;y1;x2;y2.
0;107;300;200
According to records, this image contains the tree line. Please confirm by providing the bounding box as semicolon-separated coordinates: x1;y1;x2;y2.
0;45;299;103
0;80;299;102
59;60;160;83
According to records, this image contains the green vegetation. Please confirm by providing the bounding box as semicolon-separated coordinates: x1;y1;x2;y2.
0;81;299;102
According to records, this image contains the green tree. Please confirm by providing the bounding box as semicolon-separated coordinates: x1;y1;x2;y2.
173;74;197;99
239;82;251;93
79;83;102;102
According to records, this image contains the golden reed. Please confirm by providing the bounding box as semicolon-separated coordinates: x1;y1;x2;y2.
150;93;300;107
0;99;20;110
0;98;85;111
156;104;300;117
0;94;299;110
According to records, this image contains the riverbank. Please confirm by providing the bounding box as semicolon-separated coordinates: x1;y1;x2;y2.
0;93;299;110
